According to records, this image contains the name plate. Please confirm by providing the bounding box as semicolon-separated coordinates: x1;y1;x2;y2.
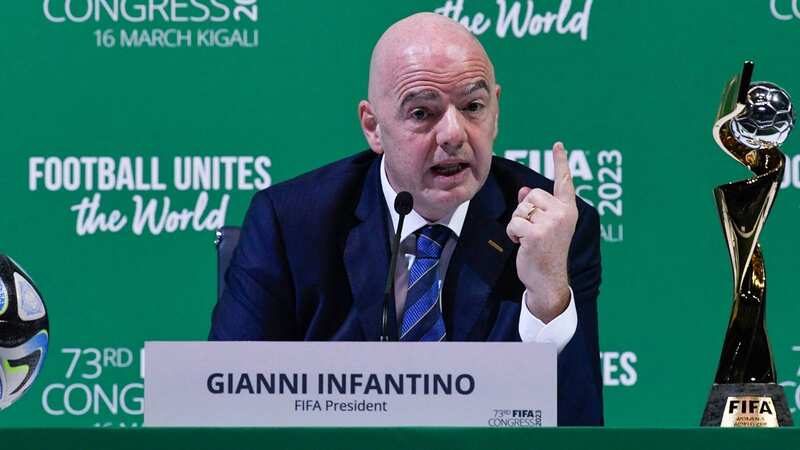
144;341;556;427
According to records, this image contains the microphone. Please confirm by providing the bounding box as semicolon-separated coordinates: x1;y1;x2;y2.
381;191;413;341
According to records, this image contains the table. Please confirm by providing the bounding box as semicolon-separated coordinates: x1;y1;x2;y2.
4;427;799;450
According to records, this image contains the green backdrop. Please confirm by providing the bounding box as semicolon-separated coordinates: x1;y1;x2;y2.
1;0;799;427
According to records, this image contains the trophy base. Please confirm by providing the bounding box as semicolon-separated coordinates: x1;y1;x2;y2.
701;383;793;427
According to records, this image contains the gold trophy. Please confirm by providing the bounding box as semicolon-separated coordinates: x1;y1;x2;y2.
701;61;795;427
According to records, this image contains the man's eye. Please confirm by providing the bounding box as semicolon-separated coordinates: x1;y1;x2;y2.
465;101;484;112
410;108;430;121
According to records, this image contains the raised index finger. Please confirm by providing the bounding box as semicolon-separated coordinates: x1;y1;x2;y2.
552;141;575;203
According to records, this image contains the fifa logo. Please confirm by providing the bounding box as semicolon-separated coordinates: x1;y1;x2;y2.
721;397;779;427
503;147;624;243
727;398;774;415
511;409;538;418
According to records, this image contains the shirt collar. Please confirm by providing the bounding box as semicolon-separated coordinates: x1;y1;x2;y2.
380;156;469;243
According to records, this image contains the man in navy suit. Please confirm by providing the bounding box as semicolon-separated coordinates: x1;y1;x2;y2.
209;13;603;425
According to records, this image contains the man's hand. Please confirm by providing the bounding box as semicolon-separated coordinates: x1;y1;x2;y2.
506;142;578;323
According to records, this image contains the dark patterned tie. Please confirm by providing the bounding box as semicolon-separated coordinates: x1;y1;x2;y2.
400;224;451;341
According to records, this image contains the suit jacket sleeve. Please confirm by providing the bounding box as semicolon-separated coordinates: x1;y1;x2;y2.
558;201;603;426
209;190;296;340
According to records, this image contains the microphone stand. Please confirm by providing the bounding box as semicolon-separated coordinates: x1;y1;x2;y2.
381;192;412;341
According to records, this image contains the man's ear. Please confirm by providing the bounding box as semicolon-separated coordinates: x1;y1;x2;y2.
359;100;383;154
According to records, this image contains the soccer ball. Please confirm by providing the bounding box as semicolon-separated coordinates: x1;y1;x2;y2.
730;82;795;149
0;255;49;410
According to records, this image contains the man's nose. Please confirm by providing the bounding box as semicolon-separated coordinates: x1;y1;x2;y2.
436;105;467;154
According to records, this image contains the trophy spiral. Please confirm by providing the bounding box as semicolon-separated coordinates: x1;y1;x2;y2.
701;61;795;427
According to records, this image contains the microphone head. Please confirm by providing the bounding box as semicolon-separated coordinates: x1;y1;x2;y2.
394;191;414;215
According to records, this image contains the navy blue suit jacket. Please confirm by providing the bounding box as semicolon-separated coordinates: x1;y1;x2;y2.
209;150;603;425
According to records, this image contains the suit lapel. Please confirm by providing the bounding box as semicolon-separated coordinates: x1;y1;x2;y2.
343;158;395;340
443;172;515;340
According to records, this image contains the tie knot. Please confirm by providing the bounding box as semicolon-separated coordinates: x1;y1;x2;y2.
416;225;451;259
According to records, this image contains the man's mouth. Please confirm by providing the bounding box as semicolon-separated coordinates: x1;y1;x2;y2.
431;162;469;177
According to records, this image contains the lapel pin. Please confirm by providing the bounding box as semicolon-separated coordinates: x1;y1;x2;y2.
487;240;504;253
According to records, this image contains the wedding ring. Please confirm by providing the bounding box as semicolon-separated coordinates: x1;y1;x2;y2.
525;204;538;222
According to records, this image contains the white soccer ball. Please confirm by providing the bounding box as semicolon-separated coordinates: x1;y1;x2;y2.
0;255;49;410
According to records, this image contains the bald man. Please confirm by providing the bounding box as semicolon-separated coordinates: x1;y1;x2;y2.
210;13;603;425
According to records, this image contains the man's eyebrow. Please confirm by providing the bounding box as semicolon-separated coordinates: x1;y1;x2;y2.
463;80;490;96
400;89;440;109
